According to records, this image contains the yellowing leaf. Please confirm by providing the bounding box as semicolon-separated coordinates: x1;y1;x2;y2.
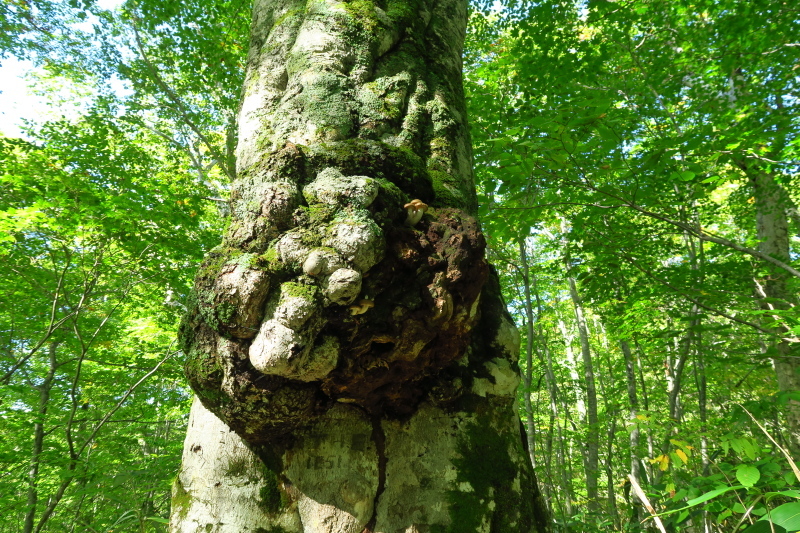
650;454;670;471
675;449;689;463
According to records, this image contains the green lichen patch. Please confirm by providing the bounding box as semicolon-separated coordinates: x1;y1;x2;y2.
281;280;319;302
237;131;308;185
328;206;375;226
340;0;380;32
184;345;221;386
385;0;416;23
429;169;469;211
193;247;234;287
255;244;287;276
258;465;286;515
216;301;237;324
444;418;532;533
270;7;305;34
225;456;251;478
171;475;192;520
297;227;325;250
183;327;227;411
298;72;356;140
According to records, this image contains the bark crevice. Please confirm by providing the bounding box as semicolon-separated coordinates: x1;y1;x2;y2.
361;414;387;533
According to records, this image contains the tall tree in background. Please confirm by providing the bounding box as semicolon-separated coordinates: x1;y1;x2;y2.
170;0;550;531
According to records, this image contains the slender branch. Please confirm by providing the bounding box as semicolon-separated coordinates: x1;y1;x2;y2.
2;253;77;384
128;15;234;180
82;347;175;456
616;251;780;338
562;177;800;279
33;348;175;533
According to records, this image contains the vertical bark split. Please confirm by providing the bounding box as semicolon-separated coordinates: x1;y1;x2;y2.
171;0;550;531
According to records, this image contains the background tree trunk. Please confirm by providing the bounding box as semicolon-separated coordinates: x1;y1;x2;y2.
750;169;800;454
23;343;58;533
620;339;642;524
567;274;599;513
520;240;539;469
170;0;550;531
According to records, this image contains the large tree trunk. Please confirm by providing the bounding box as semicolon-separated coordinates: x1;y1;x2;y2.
750;169;800;454
170;0;550;531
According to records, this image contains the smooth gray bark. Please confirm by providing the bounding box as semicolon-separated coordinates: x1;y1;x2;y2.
519;240;538;469
567;275;599;513
170;0;551;531
750;170;800;454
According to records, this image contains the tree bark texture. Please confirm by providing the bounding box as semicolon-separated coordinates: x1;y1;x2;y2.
170;0;550;531
619;339;642;524
751;170;800;454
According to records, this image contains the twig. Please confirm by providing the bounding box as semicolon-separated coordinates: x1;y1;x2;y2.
628;474;668;533
732;495;762;532
128;14;233;180
740;405;800;483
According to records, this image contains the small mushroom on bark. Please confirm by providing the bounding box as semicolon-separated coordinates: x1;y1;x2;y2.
349;299;374;315
403;199;428;226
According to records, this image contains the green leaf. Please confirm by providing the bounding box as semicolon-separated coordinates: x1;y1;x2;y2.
686;485;744;507
760;502;800;530
742;439;758;461
742;522;787;533
731;438;758;461
766;490;800;501
737;465;762;488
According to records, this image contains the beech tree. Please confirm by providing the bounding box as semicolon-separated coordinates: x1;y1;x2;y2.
169;0;550;531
